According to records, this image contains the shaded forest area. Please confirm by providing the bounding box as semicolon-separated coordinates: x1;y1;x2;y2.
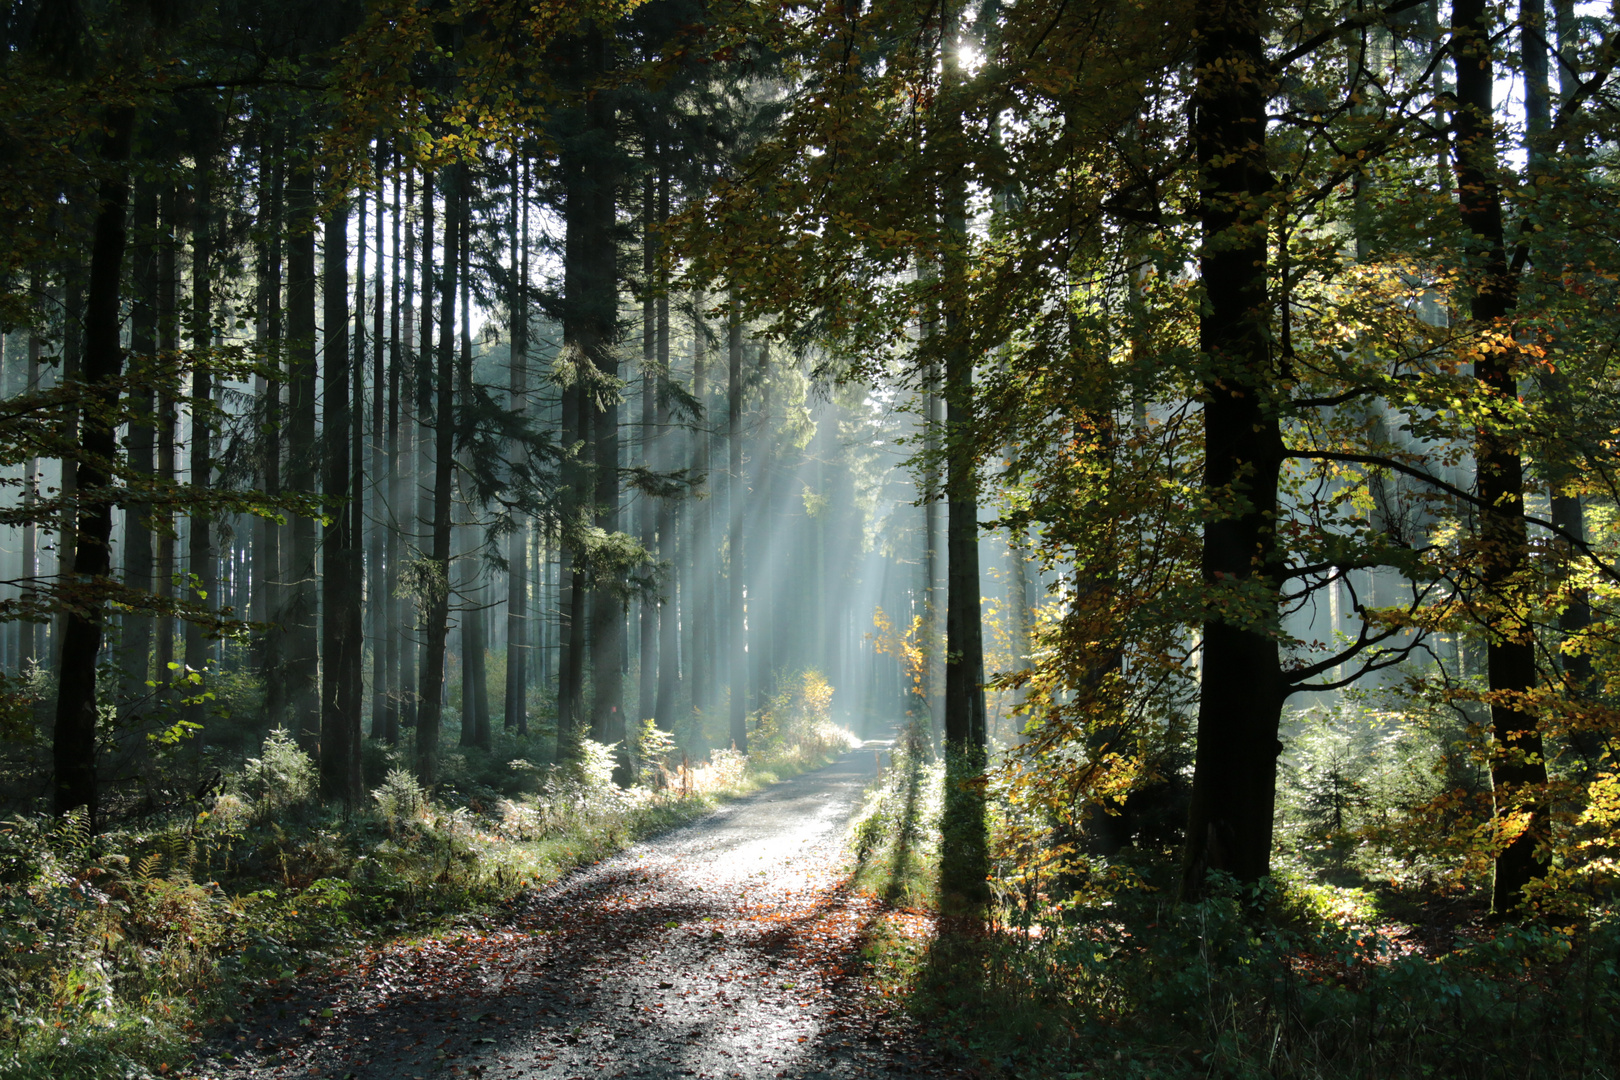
3;0;1620;1076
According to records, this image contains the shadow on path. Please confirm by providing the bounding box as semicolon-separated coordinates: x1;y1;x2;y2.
197;746;972;1080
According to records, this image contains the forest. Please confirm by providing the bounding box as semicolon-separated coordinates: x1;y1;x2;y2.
3;0;1620;1076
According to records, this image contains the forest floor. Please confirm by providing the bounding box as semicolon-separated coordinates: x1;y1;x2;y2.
190;745;969;1080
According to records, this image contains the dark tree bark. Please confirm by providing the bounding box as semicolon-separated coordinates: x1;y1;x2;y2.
639;169;659;729
557;379;586;759
457;191;491;751
370;147;390;740
182;132;216;734
285;163;321;747
1454;0;1548;914
936;0;989;909
403;167;429;734
256;140;286;728
120;177;158;715
383;153;405;744
654;166;678;730
52;107;134;821
320;198;362;805
415;164;461;786
21;269;40;671
1179;0;1285;898
506;152;530;735
154;187;178;696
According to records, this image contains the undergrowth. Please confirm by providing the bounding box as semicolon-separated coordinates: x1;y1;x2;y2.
844;738;1620;1080
0;721;852;1080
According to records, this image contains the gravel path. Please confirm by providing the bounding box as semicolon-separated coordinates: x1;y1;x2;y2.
198;746;966;1080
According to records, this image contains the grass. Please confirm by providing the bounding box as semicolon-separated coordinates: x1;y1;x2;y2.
0;722;854;1080
840;739;1620;1080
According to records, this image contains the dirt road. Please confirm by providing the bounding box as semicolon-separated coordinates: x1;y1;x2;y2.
198;747;965;1080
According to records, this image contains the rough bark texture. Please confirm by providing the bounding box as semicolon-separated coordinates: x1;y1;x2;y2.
1179;0;1286;898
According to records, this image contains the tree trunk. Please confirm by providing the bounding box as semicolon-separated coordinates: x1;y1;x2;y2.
52;108;134;821
936;0;989;908
415;164;460;787
654;166;678;730
457;193;491;751
154;188;178;698
257;143;285;729
639;169;659;728
120;178;158;715
1179;0;1285;898
506;152;530;736
320;197;362;805
285;163;321;748
923;384;942;738
1455;0;1549;914
559;22;621;772
370;147;390;740
182;140;215;734
688;291;712;719
384;155;405;744
21;269;40;672
557;381;586;759
727;297;747;753
401;166;425;734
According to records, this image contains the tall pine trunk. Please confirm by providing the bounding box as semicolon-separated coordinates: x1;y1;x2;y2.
654;167;678;729
120;178;158;716
383;154;405;744
639;170;659;728
370;148;390;740
506;153;530;735
52;108;134;821
457;196;491;751
256;143;285;727
285;163;321;747
688;291;711;717
182;137;216;734
727;298;746;753
320;198;362;804
415;164;460;786
154;187;178;698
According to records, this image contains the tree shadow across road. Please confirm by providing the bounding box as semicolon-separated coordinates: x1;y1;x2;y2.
199;746;973;1080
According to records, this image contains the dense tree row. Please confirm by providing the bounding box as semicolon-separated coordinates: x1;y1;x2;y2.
0;0;963;829
6;0;1620;923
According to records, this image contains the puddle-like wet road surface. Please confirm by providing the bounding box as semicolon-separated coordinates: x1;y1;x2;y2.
201;747;966;1080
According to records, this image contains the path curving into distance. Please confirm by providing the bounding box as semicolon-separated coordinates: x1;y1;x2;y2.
197;745;968;1080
